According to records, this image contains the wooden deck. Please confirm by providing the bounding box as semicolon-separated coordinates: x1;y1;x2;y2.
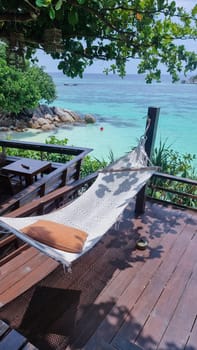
0;320;38;349
0;201;197;350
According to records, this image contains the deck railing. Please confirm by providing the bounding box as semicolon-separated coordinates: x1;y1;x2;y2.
0;139;92;157
5;170;197;219
0;140;196;215
147;172;197;211
0;140;92;215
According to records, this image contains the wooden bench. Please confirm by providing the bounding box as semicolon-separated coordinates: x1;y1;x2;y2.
0;246;59;307
0;320;38;349
0;222;58;307
0;174;96;307
5;172;98;218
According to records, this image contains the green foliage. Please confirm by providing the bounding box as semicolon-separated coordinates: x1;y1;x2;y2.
81;156;108;177
0;1;197;81
44;135;109;176
44;136;72;163
151;139;197;178
4;136;72;163
149;174;197;209
26;66;56;104
2;136;71;163
4;147;42;160
45;135;68;146
0;44;56;114
150;139;197;208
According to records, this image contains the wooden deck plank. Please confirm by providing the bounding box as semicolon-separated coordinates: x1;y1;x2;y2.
134;227;197;349
158;258;197;349
0;256;58;307
0;320;9;336
0;252;53;293
0;321;38;350
0;247;39;276
110;338;144;350
82;215;189;349
0;244;29;267
0;329;27;350
22;344;38;350
113;224;196;347
22;343;38;350
68;224;176;349
0;203;196;350
186;317;197;349
0;234;17;248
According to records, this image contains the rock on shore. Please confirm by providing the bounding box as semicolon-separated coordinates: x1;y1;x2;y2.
0;105;96;132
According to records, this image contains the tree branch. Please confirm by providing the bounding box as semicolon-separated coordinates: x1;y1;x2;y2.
0;13;38;22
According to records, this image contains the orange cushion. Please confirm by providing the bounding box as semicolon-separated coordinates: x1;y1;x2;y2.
21;220;88;253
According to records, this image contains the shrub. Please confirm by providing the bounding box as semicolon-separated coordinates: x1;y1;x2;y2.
151;139;196;179
0;44;56;114
150;139;197;208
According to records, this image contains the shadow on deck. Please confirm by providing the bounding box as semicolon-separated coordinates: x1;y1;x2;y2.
1;200;197;350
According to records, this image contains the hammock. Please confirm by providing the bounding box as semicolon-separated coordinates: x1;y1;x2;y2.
0;137;157;268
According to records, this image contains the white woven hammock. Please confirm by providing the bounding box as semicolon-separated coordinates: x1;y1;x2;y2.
0;137;157;268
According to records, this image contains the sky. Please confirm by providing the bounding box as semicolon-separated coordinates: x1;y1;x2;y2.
36;0;197;74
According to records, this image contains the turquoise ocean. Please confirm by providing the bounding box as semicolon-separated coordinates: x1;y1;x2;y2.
3;73;197;163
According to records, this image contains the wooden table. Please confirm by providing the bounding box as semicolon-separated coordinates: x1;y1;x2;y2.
2;158;51;186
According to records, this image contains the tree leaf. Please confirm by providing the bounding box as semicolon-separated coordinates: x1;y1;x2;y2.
55;0;63;11
1;0;197;82
36;0;51;7
157;0;165;10
49;6;55;19
77;0;86;4
192;4;197;16
68;10;79;26
36;0;45;7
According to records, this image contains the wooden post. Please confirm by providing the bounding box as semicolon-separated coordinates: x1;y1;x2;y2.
135;106;160;214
